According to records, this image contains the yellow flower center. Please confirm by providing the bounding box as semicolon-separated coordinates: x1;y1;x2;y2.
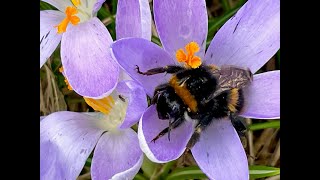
84;94;129;131
84;96;115;115
175;41;202;68
55;6;80;34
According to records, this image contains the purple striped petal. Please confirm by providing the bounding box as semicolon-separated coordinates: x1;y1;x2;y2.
40;10;64;68
92;0;106;15
40;111;105;180
111;38;174;96
241;70;280;119
116;80;148;129
116;0;151;40
205;0;280;73
91;129;143;179
41;0;72;12
192;119;248;180
61;17;119;98
138;105;194;163
154;0;208;59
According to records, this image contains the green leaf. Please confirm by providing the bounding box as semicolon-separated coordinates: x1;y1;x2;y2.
165;166;207;180
40;1;56;10
221;0;231;11
249;165;280;179
85;157;92;167
151;36;162;46
133;173;148;180
207;6;240;37
248;120;280;131
141;155;158;178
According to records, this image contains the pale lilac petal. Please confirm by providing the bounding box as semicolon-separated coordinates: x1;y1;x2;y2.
40;111;105;180
116;0;151;40
91;128;143;180
116;80;148;129
41;0;72;12
40;116;46;121
138;105;194;163
40;10;64;68
92;0;106;15
111;38;175;96
192;119;249;180
241;70;280;119
154;0;208;59
205;0;280;73
61;17;119;98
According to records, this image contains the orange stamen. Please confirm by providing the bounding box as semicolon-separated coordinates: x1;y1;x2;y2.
175;41;202;68
55;6;80;34
59;66;73;91
84;96;115;115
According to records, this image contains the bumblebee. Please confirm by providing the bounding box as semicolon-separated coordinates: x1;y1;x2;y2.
136;63;253;149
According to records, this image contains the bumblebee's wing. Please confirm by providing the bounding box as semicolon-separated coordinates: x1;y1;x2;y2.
211;65;253;97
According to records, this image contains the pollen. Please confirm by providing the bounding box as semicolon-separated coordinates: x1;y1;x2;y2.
175;41;202;68
55;6;80;34
84;96;115;115
59;66;73;91
71;0;81;6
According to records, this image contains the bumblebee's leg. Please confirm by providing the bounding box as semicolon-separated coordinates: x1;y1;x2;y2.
229;113;247;136
135;65;183;76
151;117;185;143
186;114;214;150
151;84;170;104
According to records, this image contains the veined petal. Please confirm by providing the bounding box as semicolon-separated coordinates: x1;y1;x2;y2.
40;10;64;68
116;0;151;40
154;0;208;59
41;0;73;12
192;119;249;180
111;38;174;96
205;0;280;73
241;70;280;119
116;80;148;129
91;129;143;180
138;105;194;163
40;111;105;180
61;17;119;98
92;0;106;15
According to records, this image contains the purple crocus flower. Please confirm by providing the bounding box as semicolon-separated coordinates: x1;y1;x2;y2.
111;0;280;179
40;80;148;179
40;0;151;98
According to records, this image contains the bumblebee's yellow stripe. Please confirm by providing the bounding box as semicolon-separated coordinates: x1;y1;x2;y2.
228;88;239;113
169;76;198;112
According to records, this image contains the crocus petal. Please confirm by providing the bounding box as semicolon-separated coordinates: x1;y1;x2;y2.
111;38;174;96
116;0;151;40
40;111;105;180
61;17;119;98
91;128;143;180
241;70;280;119
116;80;148;129
154;0;208;59
192;119;248;180
92;0;106;15
138;105;194;163
40;10;64;68
41;0;72;12
205;0;280;73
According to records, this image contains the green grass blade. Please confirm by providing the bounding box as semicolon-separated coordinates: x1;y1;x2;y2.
248;120;280;131
249;165;280;179
165;166;207;180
